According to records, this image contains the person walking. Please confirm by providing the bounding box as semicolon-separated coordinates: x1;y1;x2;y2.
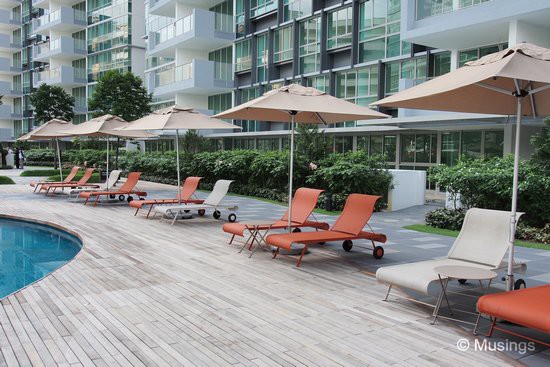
19;149;25;169
14;147;20;169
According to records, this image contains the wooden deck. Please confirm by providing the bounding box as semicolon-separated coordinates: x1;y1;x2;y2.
0;182;522;366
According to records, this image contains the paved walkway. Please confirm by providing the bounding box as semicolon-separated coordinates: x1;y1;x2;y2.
0;169;548;366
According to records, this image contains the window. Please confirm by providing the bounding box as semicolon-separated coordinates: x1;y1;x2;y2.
258;138;279;151
250;0;276;18
209;47;233;81
327;7;352;50
400;133;437;164
385;57;427;95
359;0;406;62
235;40;251;72
441;132;460;166
208;93;232;115
274;26;293;63
461;131;482;158
237;87;260;132
370;135;383;155
384;135;396;162
283;0;312;22
458;43;507;67
433;52;451;76
336;65;379;106
299;17;321;74
256;33;268;82
484;131;504;158
210;0;233;33
306;74;329;92
416;0;453;19
235;0;245;37
334;136;353;153
87;15;131;53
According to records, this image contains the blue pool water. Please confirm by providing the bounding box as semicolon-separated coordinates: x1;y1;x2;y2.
0;218;82;299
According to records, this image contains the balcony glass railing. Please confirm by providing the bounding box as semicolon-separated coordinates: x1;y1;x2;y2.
155;63;193;87
250;1;277;18
35;68;60;82
34;8;86;28
153;14;194;46
416;0;492;20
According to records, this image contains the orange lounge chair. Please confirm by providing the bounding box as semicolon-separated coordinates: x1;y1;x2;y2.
79;172;147;206
30;166;80;193
42;168;100;196
129;176;204;218
476;284;550;346
266;194;387;267
222;187;330;251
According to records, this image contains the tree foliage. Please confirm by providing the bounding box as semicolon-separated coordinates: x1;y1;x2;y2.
88;70;152;121
30;84;74;123
531;116;550;171
180;130;213;154
294;123;331;163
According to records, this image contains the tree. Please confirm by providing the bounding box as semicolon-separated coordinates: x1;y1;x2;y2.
181;130;212;154
88;70;152;122
30;84;74;123
294;123;331;163
531;116;550;171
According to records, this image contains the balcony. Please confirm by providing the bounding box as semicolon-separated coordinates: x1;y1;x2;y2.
402;0;550;49
33;37;86;62
0;57;21;74
73;96;87;114
0;80;21;97
32;0;84;9
149;0;224;17
32;7;87;36
0;33;21;52
33;65;87;88
148;8;234;57
0;104;22;120
0;9;20;31
151;59;233;98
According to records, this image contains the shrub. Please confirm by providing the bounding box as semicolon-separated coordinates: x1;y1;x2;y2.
20;169;72;177
429;156;550;227
425;208;466;231
47;173;101;183
517;223;550;244
0;176;15;184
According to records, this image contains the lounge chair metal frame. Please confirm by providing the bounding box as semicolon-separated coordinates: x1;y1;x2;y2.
43;168;99;196
31;166;80;193
80;172;147;206
67;170;122;201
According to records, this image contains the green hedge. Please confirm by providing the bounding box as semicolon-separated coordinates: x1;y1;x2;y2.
25;149;114;168
429;156;550;227
20;169;72;177
47;172;101;183
119;150;392;210
0;176;15;184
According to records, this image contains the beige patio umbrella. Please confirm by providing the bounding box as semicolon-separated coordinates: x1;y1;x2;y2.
118;106;241;203
373;42;550;291
58;114;156;189
215;83;389;229
18;119;75;180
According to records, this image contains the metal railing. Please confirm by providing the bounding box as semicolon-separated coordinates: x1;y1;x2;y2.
34;8;86;28
153;14;193;46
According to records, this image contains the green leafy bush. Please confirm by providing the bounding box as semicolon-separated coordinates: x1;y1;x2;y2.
47;173;101;183
20;169;72;177
0;176;15;184
425;208;466;231
429;156;550;227
517;223;550;244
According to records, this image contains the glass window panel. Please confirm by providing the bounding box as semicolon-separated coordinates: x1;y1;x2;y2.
384;135;397;161
441;132;460;166
373;0;387;26
357;136;369;152
370;135;383;155
433;52;451;76
415;134;431;163
484;130;504;158
461;131;482;158
359;38;385;63
386;35;401;58
401;134;415;163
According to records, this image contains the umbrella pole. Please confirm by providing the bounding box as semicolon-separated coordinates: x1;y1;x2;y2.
106;138;110;189
176;129;181;204
288;112;296;232
55;138;63;181
506;97;522;292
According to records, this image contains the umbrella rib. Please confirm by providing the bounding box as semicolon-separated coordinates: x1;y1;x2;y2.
314;112;327;125
529;83;550;94
526;82;537;117
475;82;512;95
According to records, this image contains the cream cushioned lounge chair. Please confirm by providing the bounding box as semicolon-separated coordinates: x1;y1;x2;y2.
376;208;527;298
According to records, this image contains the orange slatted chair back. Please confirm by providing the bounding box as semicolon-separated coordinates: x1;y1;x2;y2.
331;194;381;236
179;176;202;201
64;166;80;182
76;168;95;185
281;188;324;224
119;172;142;192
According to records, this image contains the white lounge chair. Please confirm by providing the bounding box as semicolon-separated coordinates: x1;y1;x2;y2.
376;208;527;299
68;170;122;201
153;179;238;225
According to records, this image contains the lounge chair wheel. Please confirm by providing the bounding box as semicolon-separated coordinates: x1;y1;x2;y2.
213;210;221;219
228;213;237;222
373;246;384;259
127;196;134;203
119;195;125;201
318;242;326;245
514;279;526;290
292;228;301;233
198;209;206;216
458;279;467;285
342;240;353;252
109;194;116;199
139;197;145;200
184;210;190;213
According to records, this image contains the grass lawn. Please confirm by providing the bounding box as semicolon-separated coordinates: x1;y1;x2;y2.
0;176;15;184
21;169;72;177
404;224;549;250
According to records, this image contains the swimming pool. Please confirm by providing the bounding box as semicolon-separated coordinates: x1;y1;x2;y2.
0;218;82;299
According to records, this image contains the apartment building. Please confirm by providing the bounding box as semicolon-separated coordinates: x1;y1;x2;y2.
144;0;234;116
0;0;145;142
196;0;549;172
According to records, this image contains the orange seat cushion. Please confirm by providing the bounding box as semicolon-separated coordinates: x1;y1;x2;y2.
223;220;329;237
477;284;550;333
266;230;387;251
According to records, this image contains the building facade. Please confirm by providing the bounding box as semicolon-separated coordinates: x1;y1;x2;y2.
199;0;548;172
0;0;145;142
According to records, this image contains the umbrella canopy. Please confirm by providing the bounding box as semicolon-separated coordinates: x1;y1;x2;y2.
373;42;550;291
215;84;388;122
18;119;75;180
118;106;240;131
215;83;389;231
118;106;241;203
58;114;156;189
